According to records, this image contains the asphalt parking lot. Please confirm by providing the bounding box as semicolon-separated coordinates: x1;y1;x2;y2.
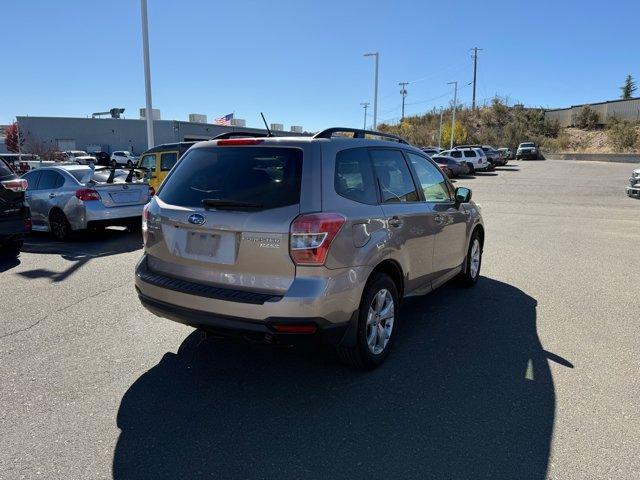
1;159;638;479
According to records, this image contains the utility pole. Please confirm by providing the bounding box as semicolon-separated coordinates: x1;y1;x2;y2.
447;81;458;149
471;47;483;110
15;119;22;163
140;0;155;148
438;108;444;149
364;52;379;129
399;82;408;121
360;102;370;129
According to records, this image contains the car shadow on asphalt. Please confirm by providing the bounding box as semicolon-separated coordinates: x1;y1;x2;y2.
113;277;570;480
18;229;142;283
495;166;520;171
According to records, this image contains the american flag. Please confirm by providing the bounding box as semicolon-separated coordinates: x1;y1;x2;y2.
214;113;234;126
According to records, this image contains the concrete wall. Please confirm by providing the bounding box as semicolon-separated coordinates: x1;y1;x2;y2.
15;116;293;155
544;153;640;164
545;97;640;127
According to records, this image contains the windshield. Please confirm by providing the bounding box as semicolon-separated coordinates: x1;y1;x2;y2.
158;147;303;210
520;143;535;148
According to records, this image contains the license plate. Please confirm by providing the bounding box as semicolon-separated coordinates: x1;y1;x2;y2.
186;232;220;257
110;192;138;203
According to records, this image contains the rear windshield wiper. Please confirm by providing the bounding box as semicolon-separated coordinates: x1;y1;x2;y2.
202;198;263;210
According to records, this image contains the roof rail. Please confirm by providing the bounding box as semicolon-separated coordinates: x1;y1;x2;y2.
312;127;410;145
211;131;269;140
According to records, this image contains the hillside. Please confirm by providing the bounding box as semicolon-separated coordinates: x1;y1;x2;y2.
377;98;640;154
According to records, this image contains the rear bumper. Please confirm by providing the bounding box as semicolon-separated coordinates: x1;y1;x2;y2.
137;290;352;346
135;255;369;342
76;202;145;230
627;185;640;198
0;215;31;242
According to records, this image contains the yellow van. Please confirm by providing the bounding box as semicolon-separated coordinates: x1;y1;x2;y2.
137;142;196;191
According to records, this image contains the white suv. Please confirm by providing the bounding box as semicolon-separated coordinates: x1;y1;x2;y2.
110;151;138;167
441;148;491;172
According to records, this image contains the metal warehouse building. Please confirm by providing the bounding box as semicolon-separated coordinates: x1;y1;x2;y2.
15;116;301;155
545;97;640;127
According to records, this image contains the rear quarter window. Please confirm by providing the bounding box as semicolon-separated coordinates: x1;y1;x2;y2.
463;150;477;158
158;147;303;210
334;147;377;204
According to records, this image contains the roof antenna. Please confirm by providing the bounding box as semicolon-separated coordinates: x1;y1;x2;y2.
260;112;273;137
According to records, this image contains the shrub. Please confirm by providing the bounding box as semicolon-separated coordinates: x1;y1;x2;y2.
607;119;639;151
574;106;600;130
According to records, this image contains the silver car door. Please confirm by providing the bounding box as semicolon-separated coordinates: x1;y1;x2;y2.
23;170;45;228
369;148;436;294
406;152;468;285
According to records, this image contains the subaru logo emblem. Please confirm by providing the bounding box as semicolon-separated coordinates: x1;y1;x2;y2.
188;213;206;225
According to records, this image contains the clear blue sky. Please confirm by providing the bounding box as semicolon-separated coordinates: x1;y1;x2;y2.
1;0;638;131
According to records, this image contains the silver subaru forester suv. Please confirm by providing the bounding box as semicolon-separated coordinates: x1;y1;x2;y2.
135;128;484;369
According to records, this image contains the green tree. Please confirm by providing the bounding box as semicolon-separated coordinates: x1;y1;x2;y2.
620;74;637;100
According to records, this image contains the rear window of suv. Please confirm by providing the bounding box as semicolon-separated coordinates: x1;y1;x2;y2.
158;147;303;210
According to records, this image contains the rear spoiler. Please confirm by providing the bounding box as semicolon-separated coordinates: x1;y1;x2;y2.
93;165;146;184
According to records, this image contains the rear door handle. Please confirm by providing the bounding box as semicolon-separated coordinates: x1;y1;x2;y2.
388;216;402;228
48;193;56;199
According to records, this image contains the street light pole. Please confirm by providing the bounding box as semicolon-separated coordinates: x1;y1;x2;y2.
360;102;370;129
364;52;379;129
447;81;458;149
438;108;444;149
140;0;155;149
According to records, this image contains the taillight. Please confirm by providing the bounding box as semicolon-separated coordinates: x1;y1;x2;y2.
142;203;150;245
24;218;32;231
289;213;346;265
148;186;155;197
75;188;101;201
216;138;264;146
1;179;28;192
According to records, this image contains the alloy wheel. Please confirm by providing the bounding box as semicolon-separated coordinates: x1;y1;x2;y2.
366;289;395;355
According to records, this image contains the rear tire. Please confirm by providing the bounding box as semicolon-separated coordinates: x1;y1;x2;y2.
337;273;399;370
126;160;133;168
49;210;72;241
111;160;118;168
459;230;483;287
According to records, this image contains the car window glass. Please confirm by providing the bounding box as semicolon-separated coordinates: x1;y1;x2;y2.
0;159;14;178
370;149;419;203
406;153;452;203
334;147;377;204
158;147;302;211
54;172;65;188
463;150;476;158
38;170;61;190
24;171;41;190
160;152;178;171
451;151;462;158
141;154;157;170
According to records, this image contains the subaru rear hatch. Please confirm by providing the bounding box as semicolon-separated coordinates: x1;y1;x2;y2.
145;141;310;295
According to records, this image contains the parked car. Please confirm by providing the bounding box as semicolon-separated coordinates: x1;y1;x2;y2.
516;142;540;160
627;168;640;198
22;165;153;240
441;148;492;172
421;147;443;156
432;154;471;177
135;128;485;369
455;144;505;166
497;148;513;160
0;158;31;256
110;151;139;168
88;151;111;166
0;154;41;173
64;150;97;165
137;142;196;191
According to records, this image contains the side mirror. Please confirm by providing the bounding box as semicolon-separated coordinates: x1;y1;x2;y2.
455;186;472;204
